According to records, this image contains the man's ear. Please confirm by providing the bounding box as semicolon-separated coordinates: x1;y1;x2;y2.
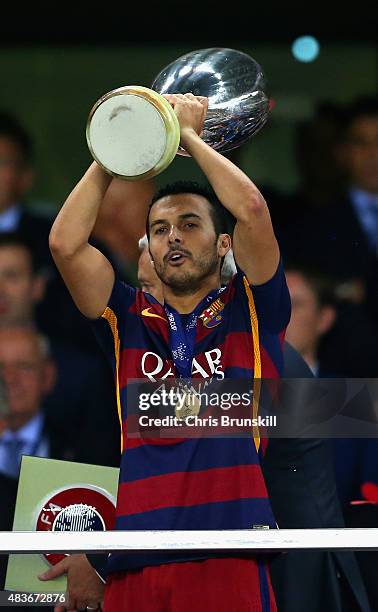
218;233;232;257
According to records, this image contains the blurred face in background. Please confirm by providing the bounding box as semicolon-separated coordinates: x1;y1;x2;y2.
342;115;378;194
138;246;163;303
0;244;44;326
0;328;55;430
285;271;335;360
0;137;33;211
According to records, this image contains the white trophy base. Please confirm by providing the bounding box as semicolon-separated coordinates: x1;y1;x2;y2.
87;86;180;180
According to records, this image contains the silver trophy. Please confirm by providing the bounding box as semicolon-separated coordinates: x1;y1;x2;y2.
152;47;269;157
86;48;269;180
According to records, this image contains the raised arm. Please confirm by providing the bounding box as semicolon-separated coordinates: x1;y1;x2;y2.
165;94;280;285
49;162;115;319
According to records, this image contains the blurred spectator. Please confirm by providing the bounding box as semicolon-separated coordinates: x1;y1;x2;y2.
0;326;67;477
0;233;120;594
137;234;163;302
284;264;378;497
265;344;370;612
0;110;88;347
284;262;378;377
0;232;120;468
284;264;378;609
0;110;123;349
338;97;378;220
330;96;377;317
285;267;336;375
281;97;378;323
0;112;51;269
0;232;45;327
0;326;74;592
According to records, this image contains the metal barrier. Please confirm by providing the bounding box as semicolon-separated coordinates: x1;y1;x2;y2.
1;529;378;554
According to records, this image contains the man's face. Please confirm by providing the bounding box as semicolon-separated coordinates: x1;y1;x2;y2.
0;245;43;325
343;115;378;193
285;271;326;356
148;194;225;295
0;328;55;427
138;247;163;303
0;137;33;211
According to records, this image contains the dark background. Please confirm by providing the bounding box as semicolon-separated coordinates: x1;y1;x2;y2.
0;4;376;208
1;3;377;45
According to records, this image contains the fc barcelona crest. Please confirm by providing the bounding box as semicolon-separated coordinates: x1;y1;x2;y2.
199;298;225;328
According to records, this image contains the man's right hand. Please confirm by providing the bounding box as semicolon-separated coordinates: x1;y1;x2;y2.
38;553;105;612
163;93;208;149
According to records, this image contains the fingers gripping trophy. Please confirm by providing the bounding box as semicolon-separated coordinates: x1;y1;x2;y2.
86;48;270;179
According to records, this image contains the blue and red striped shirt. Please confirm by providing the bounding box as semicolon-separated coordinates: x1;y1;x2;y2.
92;261;291;573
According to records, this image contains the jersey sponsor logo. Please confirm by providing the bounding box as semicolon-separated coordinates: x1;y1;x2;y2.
141;307;167;322
199;298;225;328
141;348;224;381
36;486;115;566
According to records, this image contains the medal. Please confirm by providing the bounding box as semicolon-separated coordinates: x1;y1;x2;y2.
165;288;224;423
174;385;201;420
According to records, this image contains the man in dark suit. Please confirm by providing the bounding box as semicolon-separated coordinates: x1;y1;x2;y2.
263;342;371;612
0;112;52;269
0;325;78;592
0;235;121;468
280;259;377;609
0;111;88;349
329;96;377;321
0;326;75;479
282;97;377;325
0;111;119;351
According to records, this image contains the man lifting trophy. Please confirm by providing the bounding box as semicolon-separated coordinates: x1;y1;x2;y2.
43;46;289;612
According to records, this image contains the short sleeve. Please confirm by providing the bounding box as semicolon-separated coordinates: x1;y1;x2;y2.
236;260;291;333
89;278;136;369
104;278;136;324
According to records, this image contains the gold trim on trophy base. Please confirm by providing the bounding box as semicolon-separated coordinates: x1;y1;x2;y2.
86;86;180;181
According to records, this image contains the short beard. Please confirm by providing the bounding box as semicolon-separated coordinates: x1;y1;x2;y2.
155;248;220;296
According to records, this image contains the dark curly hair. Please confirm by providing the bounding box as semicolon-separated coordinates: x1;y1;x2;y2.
146;180;234;239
